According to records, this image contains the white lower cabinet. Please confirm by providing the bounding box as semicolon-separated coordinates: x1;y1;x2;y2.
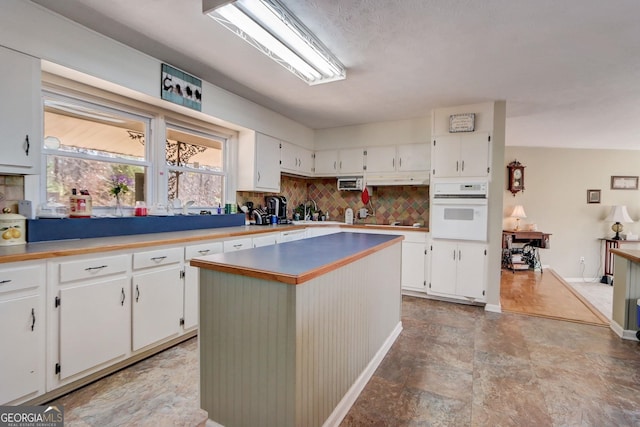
0;263;45;405
184;241;224;330
132;247;184;351
51;253;131;387
252;232;280;247
402;241;428;291
429;240;487;301
280;229;307;242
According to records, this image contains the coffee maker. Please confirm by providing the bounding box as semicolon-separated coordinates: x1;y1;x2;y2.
265;196;288;222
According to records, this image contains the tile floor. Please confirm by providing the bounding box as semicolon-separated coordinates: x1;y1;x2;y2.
568;280;614;320
51;297;640;426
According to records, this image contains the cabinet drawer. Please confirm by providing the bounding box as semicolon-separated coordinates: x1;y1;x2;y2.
185;241;223;260
133;247;183;270
0;264;43;293
223;237;253;252
59;255;130;284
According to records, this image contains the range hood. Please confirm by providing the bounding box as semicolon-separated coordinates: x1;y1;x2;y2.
365;174;430;186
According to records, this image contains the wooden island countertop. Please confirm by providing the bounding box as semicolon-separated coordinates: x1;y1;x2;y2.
190;232;404;285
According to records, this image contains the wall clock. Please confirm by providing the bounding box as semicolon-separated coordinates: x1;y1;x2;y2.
507;160;525;195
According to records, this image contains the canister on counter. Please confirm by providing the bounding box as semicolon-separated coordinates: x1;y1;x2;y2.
0;207;26;246
69;189;92;218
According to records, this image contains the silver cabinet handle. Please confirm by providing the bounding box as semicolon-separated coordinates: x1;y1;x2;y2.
333;161;337;170
461;160;465;171
135;285;140;302
399;158;402;168
233;244;242;248
31;308;36;331
198;249;210;255
85;265;107;271
0;279;11;285
150;256;167;262
257;171;261;182
458;250;462;260
392;158;395;168
24;135;30;156
456;160;459;172
453;250;456;260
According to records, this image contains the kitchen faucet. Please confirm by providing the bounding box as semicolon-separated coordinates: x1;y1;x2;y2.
304;199;317;220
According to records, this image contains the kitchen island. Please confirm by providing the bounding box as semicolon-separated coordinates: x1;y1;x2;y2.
611;248;640;340
191;232;404;427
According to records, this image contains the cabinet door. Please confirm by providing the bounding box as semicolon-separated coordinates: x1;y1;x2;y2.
366;146;397;173
297;146;314;175
314;150;339;175
59;277;129;379
280;229;306;242
339;148;365;175
256;133;281;191
431;135;461;177
459;132;490;177
132;266;183;351
401;241;426;291
456;243;487;299
397;143;430;172
429;241;457;295
280;141;299;172
223;237;253;252
0;47;40;174
0;295;40;404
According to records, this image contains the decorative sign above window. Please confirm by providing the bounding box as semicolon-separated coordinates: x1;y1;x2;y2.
449;113;475;133
161;63;202;111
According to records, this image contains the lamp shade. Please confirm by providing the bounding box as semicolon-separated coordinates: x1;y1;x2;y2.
511;205;527;219
605;205;634;223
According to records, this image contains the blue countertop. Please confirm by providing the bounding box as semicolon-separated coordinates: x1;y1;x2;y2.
190;232;404;285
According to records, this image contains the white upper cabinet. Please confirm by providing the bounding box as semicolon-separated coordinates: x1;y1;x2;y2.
280;141;313;176
366;143;430;174
0;46;41;174
238;132;281;193
431;132;490;178
314;148;365;176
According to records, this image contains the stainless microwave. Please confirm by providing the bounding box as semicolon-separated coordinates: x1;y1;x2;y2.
337;177;364;191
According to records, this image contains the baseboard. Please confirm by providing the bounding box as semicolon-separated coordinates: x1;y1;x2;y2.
484;303;502;313
610;320;639;341
563;277;603;283
322;321;403;427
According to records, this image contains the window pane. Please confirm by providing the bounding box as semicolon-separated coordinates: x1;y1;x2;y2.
168;171;223;207
46;155;145;207
166;127;223;171
44;99;146;161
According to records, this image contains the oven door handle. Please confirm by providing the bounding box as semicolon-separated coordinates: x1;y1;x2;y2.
432;198;487;205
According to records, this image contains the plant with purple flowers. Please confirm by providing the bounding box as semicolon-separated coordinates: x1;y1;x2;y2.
109;175;132;198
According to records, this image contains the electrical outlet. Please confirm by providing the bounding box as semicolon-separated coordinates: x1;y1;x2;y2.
580;256;585;264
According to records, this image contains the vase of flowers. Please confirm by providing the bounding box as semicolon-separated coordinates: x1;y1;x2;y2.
109;175;132;217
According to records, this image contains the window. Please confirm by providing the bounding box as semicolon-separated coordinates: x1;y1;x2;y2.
43;95;151;209
165;124;225;208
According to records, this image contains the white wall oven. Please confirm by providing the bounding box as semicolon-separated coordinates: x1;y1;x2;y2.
431;181;488;242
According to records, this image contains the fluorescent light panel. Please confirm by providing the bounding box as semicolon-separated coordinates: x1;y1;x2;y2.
206;0;345;85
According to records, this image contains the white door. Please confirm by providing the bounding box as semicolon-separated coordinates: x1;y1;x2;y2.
397;143;430;172
459;132;490;177
0;295;40;404
338;148;365;175
280;141;299;172
429;240;457;295
366;146;397;173
314;150;339;175
256;133;281;191
0;46;40;173
456;243;487;299
59;278;129;379
132;266;183;351
297;146;314;175
431;135;461;177
401;241;426;291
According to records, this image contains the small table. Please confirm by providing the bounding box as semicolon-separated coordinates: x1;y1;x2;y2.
600;238;640;284
502;230;551;272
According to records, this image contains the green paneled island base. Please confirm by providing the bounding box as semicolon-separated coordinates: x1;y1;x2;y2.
191;232;404;427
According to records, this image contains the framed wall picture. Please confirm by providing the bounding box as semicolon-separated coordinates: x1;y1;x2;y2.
587;189;601;204
611;176;639;190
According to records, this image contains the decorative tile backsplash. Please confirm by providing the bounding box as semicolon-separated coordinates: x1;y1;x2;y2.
0;175;25;213
237;175;429;226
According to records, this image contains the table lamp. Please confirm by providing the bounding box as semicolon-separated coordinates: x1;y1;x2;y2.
511;205;527;231
606;205;634;240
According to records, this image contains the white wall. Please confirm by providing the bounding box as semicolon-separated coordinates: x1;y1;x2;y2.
314;117;431;150
0;0;314;149
504;147;640;280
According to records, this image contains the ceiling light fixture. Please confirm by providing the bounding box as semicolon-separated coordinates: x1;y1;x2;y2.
203;0;346;85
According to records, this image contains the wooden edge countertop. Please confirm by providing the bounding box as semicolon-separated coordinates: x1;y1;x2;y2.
611;248;640;263
0;223;425;264
190;232;404;285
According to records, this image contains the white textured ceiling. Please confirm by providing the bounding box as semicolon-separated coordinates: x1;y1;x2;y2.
30;0;640;149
